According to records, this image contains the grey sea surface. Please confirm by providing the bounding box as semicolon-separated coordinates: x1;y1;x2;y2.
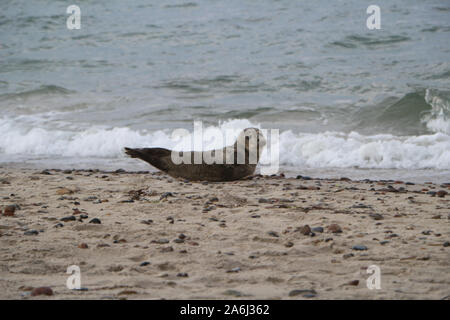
1;0;449;182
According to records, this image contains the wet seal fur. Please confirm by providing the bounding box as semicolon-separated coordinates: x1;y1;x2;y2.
124;128;266;181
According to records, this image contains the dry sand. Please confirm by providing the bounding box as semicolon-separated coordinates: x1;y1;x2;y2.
0;167;449;300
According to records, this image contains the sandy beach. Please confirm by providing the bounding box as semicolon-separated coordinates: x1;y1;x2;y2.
0;167;449;300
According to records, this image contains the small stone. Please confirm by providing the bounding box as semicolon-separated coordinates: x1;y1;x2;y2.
3;205;16;216
89;218;101;224
369;213;384;220
227;267;241;273
267;231;279;238
61;215;76;222
54;223;64;228
347;280;359;286
436;190;448;198
311;227;324;233
118;290;137;295
352;204;370;209
160;192;174;200
177;272;189;277
83;196;98;201
297;225;311;235
327;224;342;233
443;241;450;247
352;245;368;251
31;287;53;296
288;289;317;297
258;198;271;203
56;188;73;195
152;239;169;244
78;243;88;249
284;241;294;248
140;261;150;266
343;253;354;259
24;230;39;236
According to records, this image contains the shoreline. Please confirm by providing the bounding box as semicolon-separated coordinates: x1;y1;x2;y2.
0;168;449;299
1;162;450;184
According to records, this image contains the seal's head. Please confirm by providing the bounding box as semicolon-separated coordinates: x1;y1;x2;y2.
235;127;266;163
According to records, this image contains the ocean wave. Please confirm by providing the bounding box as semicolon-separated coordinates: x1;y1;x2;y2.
1;118;449;170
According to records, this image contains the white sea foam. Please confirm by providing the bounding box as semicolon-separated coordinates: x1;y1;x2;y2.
1;117;449;169
423;89;450;135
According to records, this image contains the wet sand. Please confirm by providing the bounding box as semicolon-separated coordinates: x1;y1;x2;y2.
0;168;449;299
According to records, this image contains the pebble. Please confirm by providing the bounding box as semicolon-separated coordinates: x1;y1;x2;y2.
284;241;294;248
297;225;311;235
369;213;384;220
83;196;98;201
78;243;88;249
268;231;279;238
443;241;450;247
352;204;370;209
227;267;241;273
288;289;317;297
352;245;368;251
2;205;16;216
61;216;76;222
327;224;342;233
347;280;359;286
89;218;101;224
31;287;53;296
311;227;324;233
140;262;150;266
177;272;189;277
152;239;169;244
56;188;73;195
160;192;174;200
24;230;39;236
436;190;448;198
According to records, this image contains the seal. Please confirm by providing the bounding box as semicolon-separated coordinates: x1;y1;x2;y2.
124;128;266;181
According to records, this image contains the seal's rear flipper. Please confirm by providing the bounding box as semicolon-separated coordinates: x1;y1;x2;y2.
124;147;172;172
